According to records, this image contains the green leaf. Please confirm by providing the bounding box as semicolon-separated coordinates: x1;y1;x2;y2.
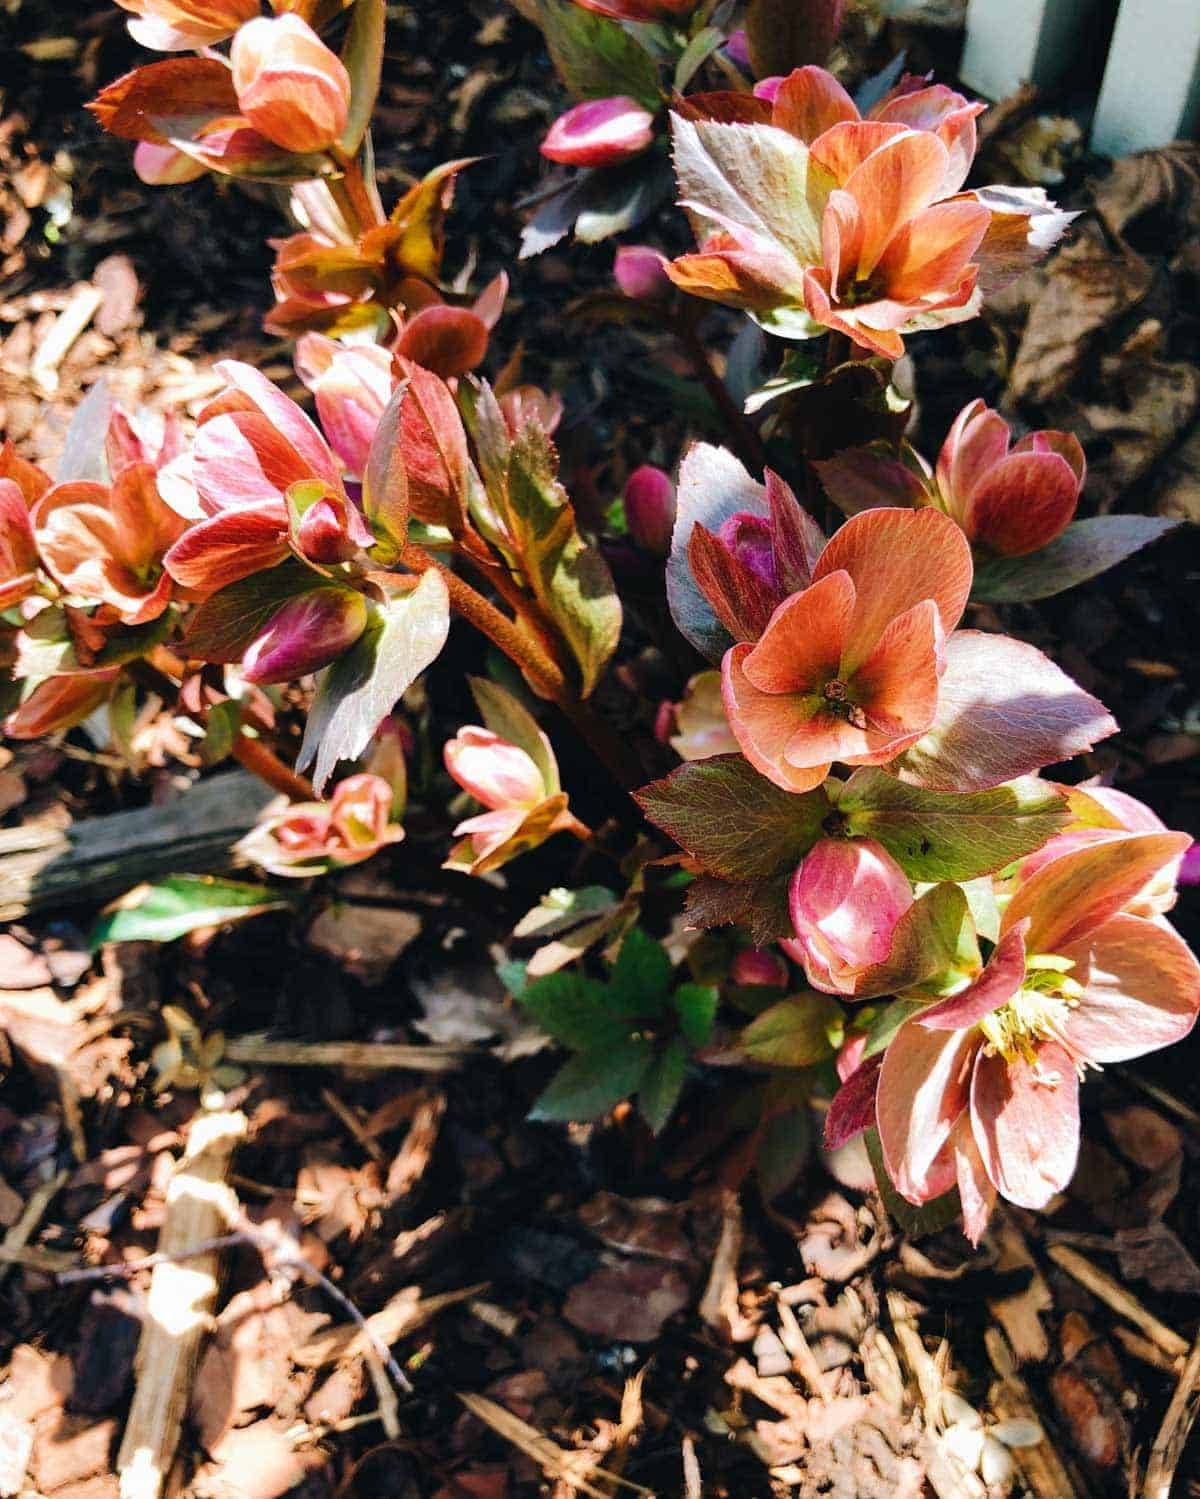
338;0;385;154
536;0;662;108
90;875;289;949
971;517;1181;603
674;25;724;91
503;423;621;698
513;885;619;940
864;1127;961;1239
496;957;529;998
607;926;674;1018
183;560;317;661
470;676;559;794
636;756;828;881
298;571;449;794
684;872;793;947
197;699;241;767
850;883;977;1001
836;768;1069;881
638;1038;689;1134
672;982;719;1048
529;1037;654;1122
518;970;632;1051
739;992;843;1068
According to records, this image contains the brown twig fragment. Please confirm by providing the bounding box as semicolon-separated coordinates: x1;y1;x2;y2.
985;1327;1084;1499
1144;1329;1200;1499
222;1034;466;1072
116;1109;246;1499
0;1169;68;1289
1046;1244;1190;1360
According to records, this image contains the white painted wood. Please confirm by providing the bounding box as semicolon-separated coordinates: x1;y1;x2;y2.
1091;0;1200;157
960;0;1106;100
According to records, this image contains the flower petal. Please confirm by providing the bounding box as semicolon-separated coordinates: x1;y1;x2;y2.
970;1041;1080;1209
964;450;1080;556
839;129;951;278
741;569;855;693
918;921;1028;1030
1003;830;1193;954
876;1018;975;1202
193;411;313;515
772;66;859;143
874;198;990;303
847;598;942;753
814;506;973;673
936;398;1010;510
213;359;341;490
1060;914;1200;1063
722;643;831;793
162;504;290;593
953;1114;995;1246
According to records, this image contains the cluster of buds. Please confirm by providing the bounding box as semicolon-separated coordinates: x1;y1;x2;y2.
237;772;404;876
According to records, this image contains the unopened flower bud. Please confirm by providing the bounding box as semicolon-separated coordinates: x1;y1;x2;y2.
614;245;673;303
784;838;913;995
541;96;655;168
231;14;351;155
624;465;675;557
730;948;789;988
445;726;545;810
242;587;368;685
134;140;207;185
717;511;776;588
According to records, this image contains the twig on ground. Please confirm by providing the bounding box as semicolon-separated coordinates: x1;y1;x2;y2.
1046;1244;1190;1360
116;1109;245;1499
0;1167;68;1290
1143;1328;1200;1499
222;1035;466;1072
985;1327;1081;1499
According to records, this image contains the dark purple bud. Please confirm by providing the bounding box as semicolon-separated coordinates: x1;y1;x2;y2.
717;511;776;589
625;465;676;557
242;588;368;685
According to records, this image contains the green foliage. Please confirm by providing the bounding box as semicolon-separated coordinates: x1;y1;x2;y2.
835;769;1069;881
536;0;662;108
971;517;1180;603
738;992;843;1068
518;927;718;1133
90;875;290;949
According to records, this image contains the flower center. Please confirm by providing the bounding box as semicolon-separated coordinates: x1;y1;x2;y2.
978;955;1085;1078
822;678;868;729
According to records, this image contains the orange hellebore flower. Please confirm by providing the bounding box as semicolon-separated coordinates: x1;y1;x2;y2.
31;463;188;626
113;0;258;51
721;507;973;791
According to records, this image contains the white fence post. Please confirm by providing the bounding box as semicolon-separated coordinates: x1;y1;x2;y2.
1090;0;1200;157
960;0;1107;102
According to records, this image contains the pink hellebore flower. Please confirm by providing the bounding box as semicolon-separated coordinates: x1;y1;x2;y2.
624;465;676;557
722;506;973;792
783;837;914;995
230;14;352;156
163;360;374;595
541;97;656;169
113;0;258;51
239;772;404;878
874;831;1200;1241
444;725;574;876
295;335;396;481
32;463;189;626
934;399;1085;556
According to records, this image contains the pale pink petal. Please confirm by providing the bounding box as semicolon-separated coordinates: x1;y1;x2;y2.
876;1019;976;1202
918;922;1028;1030
1060;914;1200;1064
193;411;311;515
970;1042;1080;1209
213;359;341;490
1002;830;1193;954
936;398;1011;511
952;1115;995;1245
790;836;913;972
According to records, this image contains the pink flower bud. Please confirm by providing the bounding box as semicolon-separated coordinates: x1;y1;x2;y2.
730;948;789;988
717;511;776;589
444;726;545;810
541;97;656;168
133;140;207;185
723;28;752;73
242;588;369;685
624;465;676;557
614;245;673;303
296;336;395;481
329;773;395;851
293;489;373;564
753;77;785;103
784;838;913;994
230;14;351;155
